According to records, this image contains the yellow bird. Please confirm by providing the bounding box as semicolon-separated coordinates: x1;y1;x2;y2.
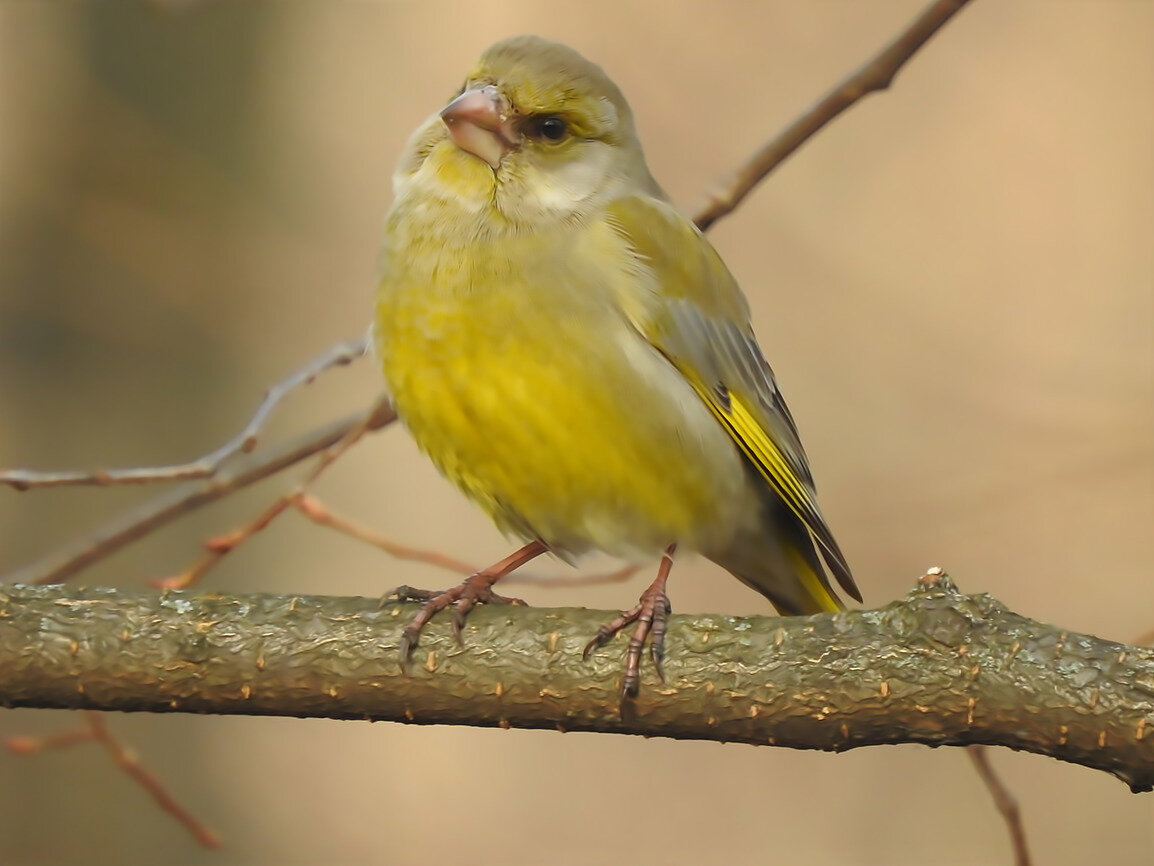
374;35;860;696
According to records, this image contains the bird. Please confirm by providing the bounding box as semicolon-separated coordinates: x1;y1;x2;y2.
373;35;860;698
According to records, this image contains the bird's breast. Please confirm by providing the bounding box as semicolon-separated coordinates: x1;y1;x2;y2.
374;216;748;557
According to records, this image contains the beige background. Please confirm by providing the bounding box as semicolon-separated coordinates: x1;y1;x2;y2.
1;1;1151;864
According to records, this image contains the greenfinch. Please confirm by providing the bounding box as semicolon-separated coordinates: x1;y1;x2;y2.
374;35;860;696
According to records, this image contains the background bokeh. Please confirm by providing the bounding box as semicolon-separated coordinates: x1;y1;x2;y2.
1;2;1151;864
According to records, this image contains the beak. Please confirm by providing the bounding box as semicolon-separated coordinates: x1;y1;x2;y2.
440;85;517;169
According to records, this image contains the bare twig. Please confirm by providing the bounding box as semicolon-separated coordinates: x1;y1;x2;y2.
5;715;220;848
153;495;301;591
967;745;1031;866
84;713;221;849
154;396;390;590
0;338;368;491
4;724;97;754
293;494;641;587
692;0;974;230
0;401;397;586
294;493;483;575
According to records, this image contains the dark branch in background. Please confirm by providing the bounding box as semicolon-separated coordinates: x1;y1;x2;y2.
692;0;975;230
1;574;1151;793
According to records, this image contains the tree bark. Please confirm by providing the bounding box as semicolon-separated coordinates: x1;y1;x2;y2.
0;575;1150;792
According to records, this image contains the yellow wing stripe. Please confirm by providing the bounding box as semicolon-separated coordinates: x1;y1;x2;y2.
728;396;810;512
677;367;816;533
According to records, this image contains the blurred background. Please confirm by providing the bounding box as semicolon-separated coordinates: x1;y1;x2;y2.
1;1;1151;864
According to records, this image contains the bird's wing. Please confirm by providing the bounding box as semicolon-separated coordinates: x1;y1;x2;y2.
605;194;860;601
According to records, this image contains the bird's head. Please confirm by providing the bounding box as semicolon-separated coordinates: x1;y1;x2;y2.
394;36;661;231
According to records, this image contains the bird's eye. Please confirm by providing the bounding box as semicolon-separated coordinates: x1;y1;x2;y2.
525;115;570;142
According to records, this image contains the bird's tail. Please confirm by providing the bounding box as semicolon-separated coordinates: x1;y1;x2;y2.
709;495;845;616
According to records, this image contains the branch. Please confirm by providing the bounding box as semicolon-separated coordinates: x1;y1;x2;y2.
967;744;1031;866
0;338;369;491
4;714;219;847
82;713;221;848
153;394;390;590
1;575;1150;792
692;0;974;230
0;400;397;586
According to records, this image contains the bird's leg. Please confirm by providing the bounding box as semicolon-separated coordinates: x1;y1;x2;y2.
393;539;548;666
583;543;676;698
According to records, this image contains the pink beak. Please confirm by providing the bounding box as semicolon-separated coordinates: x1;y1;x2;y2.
441;85;517;169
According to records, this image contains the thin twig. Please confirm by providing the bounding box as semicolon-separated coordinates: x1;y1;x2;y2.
85;712;221;849
295;494;482;574
0;400;397;586
0;337;369;491
4;724;97;754
154;397;390;590
692;0;974;230
4;715;220;848
153;495;301;591
967;745;1031;866
293;494;641;587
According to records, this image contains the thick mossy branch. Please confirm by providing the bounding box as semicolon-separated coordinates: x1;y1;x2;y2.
0;577;1150;791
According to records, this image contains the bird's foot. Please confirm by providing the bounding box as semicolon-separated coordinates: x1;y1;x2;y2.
583;544;676;698
390;540;546;667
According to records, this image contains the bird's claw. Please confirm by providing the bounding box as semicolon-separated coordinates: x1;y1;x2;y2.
583;583;672;699
391;576;527;667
